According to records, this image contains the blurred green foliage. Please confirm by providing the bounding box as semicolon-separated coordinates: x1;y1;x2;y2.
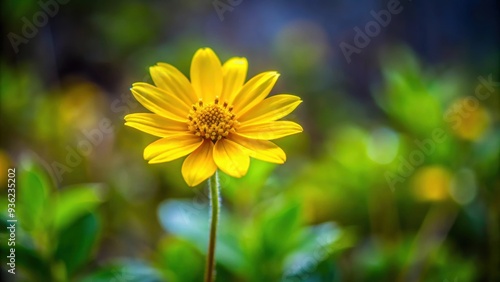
0;158;104;281
0;1;498;279
1;44;499;281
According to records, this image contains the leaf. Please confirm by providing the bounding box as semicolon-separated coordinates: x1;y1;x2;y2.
54;212;101;275
79;259;163;282
17;159;52;231
157;237;204;282
52;184;105;231
261;199;302;256
283;222;356;279
221;159;277;207
157;200;208;246
157;200;248;274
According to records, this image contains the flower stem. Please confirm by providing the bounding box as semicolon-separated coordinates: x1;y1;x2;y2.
204;170;220;282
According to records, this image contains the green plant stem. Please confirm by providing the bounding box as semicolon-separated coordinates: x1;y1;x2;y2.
204;170;220;282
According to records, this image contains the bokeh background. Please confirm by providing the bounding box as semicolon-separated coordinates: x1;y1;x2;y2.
1;0;499;281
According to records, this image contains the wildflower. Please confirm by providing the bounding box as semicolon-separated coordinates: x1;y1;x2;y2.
125;48;302;186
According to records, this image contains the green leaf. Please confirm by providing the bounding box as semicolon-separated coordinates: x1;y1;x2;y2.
54;212;101;276
157;237;204;282
52;184;105;231
79;260;163;282
283;223;356;279
157;200;208;247
157;200;248;275
17;159;52;231
261;199;302;256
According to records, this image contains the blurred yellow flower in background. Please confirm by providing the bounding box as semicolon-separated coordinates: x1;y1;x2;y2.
411;165;452;202
125;48;302;186
447;98;490;141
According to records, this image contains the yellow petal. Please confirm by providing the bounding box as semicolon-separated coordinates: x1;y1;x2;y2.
144;134;203;164
236;121;303;140
131;83;189;122
230;134;286;164
182;139;217;186
238;94;302;126
190;48;222;102
221;57;248;103
231;71;279;117
213;138;250;178
124;113;188;137
150;63;198;107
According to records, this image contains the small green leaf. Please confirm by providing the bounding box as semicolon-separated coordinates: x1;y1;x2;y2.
17;159;52;231
157;200;248;274
283;223;356;279
157;237;204;282
54;212;101;276
79;260;163;282
52;184;105;231
261;199;302;255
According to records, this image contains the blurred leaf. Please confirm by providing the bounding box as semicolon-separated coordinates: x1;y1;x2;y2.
52;184;105;231
54;212;101;275
426;243;477;282
283;223;356;280
223;159;277;207
157;200;207;247
374;46;446;136
217;219;248;275
157;200;248;274
261;199;302;256
157;237;204;282
17;159;52;231
79;260;163;282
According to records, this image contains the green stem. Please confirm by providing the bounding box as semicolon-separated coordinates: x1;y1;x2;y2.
204;170;220;282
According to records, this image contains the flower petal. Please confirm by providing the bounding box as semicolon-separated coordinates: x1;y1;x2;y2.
124;113;188;137
131;83;189;122
150;63;198;107
190;48;223;102
238;94;302;126
221;57;248;103
213;138;250;178
230;134;286;164
236;121;303;140
144;134;203;164
182;139;217;186
231;71;280;118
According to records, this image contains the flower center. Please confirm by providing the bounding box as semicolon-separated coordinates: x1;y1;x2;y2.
187;97;238;141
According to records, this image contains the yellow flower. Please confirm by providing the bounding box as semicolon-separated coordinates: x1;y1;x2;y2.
125;48;303;186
